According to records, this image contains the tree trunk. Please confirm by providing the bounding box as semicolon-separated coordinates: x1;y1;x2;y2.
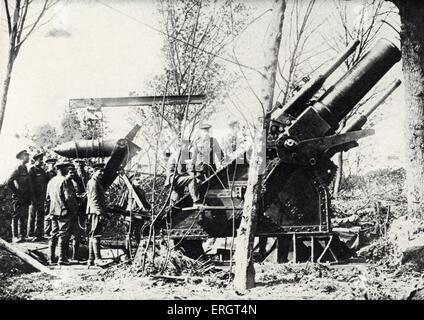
395;1;424;218
0;50;15;134
333;151;343;198
233;0;286;294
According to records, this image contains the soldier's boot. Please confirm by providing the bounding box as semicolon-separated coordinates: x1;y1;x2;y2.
57;238;70;266
71;240;81;262
93;237;105;266
87;238;95;267
17;219;25;242
124;235;131;260
48;238;58;265
11;218;20;243
93;237;102;259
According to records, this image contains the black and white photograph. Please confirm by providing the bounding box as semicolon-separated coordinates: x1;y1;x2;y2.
0;0;423;303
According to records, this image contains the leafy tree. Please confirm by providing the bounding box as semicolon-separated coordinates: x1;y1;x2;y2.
28;123;60;148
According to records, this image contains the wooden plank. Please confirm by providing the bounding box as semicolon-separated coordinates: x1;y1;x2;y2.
0;237;57;277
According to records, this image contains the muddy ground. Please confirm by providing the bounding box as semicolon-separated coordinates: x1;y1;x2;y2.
1;246;423;300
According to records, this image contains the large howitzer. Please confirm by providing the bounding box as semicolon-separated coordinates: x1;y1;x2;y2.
163;38;401;262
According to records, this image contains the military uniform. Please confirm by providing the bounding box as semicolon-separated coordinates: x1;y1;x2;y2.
44;159;57;237
67;174;86;261
222;131;246;164
191;135;223;178
86;171;108;265
46;169;78;264
7;162;32;242
28;165;49;239
165;151;201;205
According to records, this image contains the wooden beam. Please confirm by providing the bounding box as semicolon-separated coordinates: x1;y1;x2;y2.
0;237;57;277
69;95;206;109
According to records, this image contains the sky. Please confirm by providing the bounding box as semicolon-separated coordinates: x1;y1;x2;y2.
0;0;405;180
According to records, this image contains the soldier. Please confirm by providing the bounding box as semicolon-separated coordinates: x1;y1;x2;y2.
120;173;151;259
222;119;246;163
66;163;86;262
45;162;78;265
28;152;49;241
44;158;57;237
73;159;89;187
45;158;57;181
7;150;33;243
86;163;109;266
165;140;202;207
191;123;223;179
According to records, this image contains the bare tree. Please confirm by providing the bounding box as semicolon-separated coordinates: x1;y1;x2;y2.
275;0;328;106
233;0;286;294
134;0;249;139
0;0;59;134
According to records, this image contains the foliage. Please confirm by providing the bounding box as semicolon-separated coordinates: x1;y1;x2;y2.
60;107;84;142
131;0;250;142
26;123;61;148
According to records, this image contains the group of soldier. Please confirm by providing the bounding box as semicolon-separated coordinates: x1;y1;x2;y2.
6;150;109;266
165;120;247;207
6;118;245;266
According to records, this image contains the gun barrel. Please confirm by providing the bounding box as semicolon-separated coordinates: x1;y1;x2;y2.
313;38;401;128
275;40;359;119
53;139;117;158
341;79;401;133
102;139;141;190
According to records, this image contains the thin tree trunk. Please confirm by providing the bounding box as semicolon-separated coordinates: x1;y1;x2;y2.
0;51;15;134
234;0;286;294
394;1;424;218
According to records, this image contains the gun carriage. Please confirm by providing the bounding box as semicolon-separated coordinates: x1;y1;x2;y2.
54;38;401;264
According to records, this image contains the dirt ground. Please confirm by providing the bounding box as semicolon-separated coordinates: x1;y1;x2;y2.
1;246;423;300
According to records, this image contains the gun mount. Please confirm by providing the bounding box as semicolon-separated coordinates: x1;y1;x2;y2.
159;38;401;263
55;40;402;264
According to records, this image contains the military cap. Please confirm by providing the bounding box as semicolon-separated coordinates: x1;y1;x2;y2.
32;152;44;161
73;159;86;165
16;149;29;159
67;163;76;170
45;158;57;164
55;161;71;169
199;122;212;130
92;163;105;170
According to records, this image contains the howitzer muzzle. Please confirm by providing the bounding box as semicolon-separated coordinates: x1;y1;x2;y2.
274;40;360;120
313;38;401;128
341;78;401;133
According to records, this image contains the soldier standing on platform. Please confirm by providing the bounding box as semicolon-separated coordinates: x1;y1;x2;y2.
86;163;109;266
45;162;78;265
165;140;202;206
28;152;49;241
191;123;223;179
222;119;246;163
7;150;33;243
